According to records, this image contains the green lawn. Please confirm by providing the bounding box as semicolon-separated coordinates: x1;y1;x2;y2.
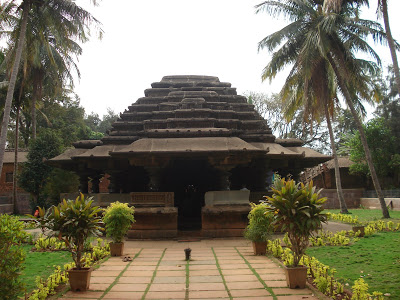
306;231;400;298
20;244;72;296
325;208;400;223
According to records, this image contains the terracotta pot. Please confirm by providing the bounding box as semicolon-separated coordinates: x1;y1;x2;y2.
110;242;124;256
68;267;92;292
352;226;365;237
252;241;267;255
284;265;308;289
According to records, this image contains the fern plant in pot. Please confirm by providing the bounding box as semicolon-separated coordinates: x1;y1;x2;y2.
244;202;273;255
265;176;327;289
103;201;135;256
45;194;103;292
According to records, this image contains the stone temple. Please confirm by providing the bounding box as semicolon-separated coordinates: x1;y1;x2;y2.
49;75;330;238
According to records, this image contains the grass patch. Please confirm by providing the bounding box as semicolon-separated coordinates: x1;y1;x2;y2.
141;248;166;300
325;209;400;223
185;260;190;300
20;244;72;296
99;249;143;300
306;231;400;298
211;247;233;300
235;247;277;300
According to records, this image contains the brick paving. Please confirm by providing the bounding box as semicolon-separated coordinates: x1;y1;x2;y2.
60;239;318;300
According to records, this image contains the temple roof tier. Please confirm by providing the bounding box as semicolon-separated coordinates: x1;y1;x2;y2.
49;75;331;172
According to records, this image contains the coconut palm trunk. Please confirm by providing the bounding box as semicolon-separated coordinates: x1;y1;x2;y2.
12;105;20;215
381;0;400;98
324;103;349;213
327;54;390;218
0;0;30;176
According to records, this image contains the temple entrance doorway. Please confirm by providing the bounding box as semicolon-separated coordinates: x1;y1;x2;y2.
162;159;219;231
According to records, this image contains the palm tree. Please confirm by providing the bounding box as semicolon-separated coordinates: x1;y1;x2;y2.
0;0;30;181
256;0;391;218
23;26;82;139
325;0;400;97
0;0;101;177
323;2;391;218
377;0;400;98
257;0;349;213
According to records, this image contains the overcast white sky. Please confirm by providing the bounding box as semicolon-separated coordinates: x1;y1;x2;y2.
74;0;400;117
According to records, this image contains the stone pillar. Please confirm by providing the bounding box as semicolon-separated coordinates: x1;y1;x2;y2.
79;175;89;194
218;168;231;191
145;167;161;191
90;174;102;194
108;173;121;193
248;159;270;191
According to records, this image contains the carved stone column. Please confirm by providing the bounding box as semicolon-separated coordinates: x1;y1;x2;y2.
90;174;102;194
220;169;231;190
108;173;122;193
145;167;162;191
79;175;89;194
215;167;232;191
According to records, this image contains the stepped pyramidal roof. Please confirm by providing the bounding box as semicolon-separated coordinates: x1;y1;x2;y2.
50;75;329;169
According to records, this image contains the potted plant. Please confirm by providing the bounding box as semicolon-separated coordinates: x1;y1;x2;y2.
265;176;327;289
244;202;273;255
103;201;135;256
44;194;103;292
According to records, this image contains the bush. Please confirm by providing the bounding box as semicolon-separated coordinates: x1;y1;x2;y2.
265;176;327;266
103;202;135;243
244;203;273;242
44;194;103;269
0;214;28;299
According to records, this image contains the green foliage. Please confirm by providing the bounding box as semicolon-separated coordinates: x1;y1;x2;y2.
36;98;91;147
42;168;79;207
81;238;110;267
268;236;346;298
44;194;103;269
341;118;399;188
307;231;400;299
351;278;368;300
19;244;71;297
27;238;109;299
28;264;71;300
265;176;327;266
34;235;66;251
84;108;119;139
309;230;352;247
270;214;400;298
18;130;63;209
326;208;400;223
326;210;400;236
351;279;384;300
244;202;273;242
0;214;28;299
103;201;135;243
327;212;360;224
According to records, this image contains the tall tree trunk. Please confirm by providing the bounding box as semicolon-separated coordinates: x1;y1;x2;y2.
381;0;400;98
325;103;349;213
327;53;390;218
31;72;43;140
12;105;20;215
0;1;30;177
31;93;36;140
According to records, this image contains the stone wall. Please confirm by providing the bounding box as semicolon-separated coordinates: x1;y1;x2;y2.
0;163;25;194
360;198;400;210
0;204;13;214
320;189;363;209
0;193;31;214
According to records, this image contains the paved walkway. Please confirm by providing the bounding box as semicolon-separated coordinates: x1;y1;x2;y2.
61;239;318;300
